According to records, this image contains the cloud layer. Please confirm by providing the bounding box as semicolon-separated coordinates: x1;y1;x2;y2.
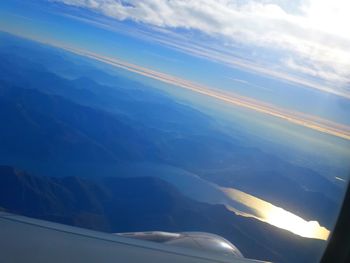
51;0;350;95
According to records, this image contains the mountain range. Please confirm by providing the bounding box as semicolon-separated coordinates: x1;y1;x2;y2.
0;32;342;263
0;165;325;263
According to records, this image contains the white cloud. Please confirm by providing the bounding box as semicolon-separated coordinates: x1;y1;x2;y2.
51;0;350;95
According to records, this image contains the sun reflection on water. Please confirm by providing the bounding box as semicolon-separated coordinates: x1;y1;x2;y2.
220;187;330;240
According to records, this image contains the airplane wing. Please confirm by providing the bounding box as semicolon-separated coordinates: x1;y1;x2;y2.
0;212;265;263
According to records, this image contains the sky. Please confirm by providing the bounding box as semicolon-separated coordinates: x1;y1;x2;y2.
19;0;350;94
0;0;350;126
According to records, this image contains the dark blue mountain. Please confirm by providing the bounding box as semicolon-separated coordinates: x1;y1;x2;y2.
0;165;325;263
0;78;338;228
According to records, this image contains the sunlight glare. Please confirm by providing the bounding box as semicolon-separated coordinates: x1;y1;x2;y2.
221;187;330;240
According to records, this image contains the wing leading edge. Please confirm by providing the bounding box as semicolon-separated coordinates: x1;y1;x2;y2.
0;212;264;263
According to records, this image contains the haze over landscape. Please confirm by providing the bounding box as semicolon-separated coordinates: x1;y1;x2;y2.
0;1;350;262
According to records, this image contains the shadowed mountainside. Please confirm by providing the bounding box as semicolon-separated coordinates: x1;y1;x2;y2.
0;77;339;228
0;166;325;263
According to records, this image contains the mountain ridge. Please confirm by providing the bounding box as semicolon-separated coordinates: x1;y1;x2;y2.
0;165;325;263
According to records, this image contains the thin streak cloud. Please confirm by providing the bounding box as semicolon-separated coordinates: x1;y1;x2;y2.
51;0;350;97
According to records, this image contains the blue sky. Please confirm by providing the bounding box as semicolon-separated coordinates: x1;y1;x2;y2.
1;0;350;125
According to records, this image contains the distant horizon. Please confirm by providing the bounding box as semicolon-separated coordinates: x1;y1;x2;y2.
1;1;350;126
2;29;349;142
